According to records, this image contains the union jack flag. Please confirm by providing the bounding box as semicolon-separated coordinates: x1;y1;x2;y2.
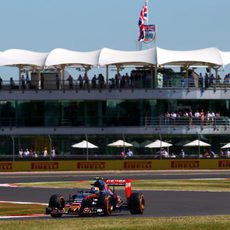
138;1;148;42
142;0;148;21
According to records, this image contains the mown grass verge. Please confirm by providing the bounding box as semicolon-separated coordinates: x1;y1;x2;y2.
0;215;230;230
0;203;45;216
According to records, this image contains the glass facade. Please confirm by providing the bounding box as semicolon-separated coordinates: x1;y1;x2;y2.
0;98;228;156
0;99;228;127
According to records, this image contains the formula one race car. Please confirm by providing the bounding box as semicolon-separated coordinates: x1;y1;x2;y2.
45;177;145;217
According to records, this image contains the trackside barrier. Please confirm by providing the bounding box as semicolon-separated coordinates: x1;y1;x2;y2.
0;159;230;172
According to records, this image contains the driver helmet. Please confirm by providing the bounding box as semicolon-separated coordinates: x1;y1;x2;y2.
91;186;99;193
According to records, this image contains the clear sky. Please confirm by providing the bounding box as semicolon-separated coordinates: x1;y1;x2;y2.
0;0;230;78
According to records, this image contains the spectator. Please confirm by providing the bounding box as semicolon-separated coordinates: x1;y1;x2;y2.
10;77;15;89
180;149;185;158
24;148;30;157
120;150;126;159
21;75;26;89
19;148;23;158
51;147;56;158
126;149;133;157
43;147;48;157
83;74;89;88
92;75;97;88
0;77;2;89
160;148;169;159
78;74;83;88
209;150;216;158
67;75;73;89
200;109;205;126
56;74;60;89
41;73;44;89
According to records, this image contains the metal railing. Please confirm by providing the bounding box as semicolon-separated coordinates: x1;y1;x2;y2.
0;154;230;161
0;79;229;91
145;116;230;128
0;116;228;128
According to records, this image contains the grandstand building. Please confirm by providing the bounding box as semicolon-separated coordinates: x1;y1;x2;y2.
0;47;229;158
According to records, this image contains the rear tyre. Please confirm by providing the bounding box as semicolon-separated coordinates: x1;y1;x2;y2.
128;193;145;214
48;194;65;218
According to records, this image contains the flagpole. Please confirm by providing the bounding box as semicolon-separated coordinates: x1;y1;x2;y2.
146;0;150;49
146;0;148;25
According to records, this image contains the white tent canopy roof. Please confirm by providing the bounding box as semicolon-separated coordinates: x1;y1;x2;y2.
0;49;48;67
156;47;223;66
107;140;133;147
145;139;172;148
221;143;230;149
71;140;98;149
220;51;230;66
99;47;157;66
45;48;101;67
0;47;229;69
184;139;211;147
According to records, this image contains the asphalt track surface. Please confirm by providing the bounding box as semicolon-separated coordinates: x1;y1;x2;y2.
0;170;230;218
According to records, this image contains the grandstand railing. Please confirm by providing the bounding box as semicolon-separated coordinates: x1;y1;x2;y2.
144;116;230;129
0;79;229;91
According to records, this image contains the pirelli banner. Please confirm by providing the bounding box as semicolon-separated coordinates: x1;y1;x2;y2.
0;159;230;171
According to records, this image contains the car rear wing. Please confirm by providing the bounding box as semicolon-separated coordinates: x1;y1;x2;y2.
104;179;132;199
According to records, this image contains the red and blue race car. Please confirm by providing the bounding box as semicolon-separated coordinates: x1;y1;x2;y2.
45;177;145;217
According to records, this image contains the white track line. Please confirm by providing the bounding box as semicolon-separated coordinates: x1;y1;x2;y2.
0;201;47;205
0;214;47;219
0;183;18;187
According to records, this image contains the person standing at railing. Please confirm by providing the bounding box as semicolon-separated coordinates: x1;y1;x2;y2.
188;110;193;125
21;75;26;89
199;73;203;89
204;73;209;89
78;74;83;89
120;150;126;159
200;109;205;126
0;77;2;89
51;147;56;158
41;73;44;89
92;74;97;88
67;75;73;89
180;149;185;158
194;110;200;125
126;149;133;158
56;74;60;90
83;73;89;89
10;77;15;89
43;147;48;157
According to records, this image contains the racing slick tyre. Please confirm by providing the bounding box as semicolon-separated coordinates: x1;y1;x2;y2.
48;194;65;218
128;192;145;215
99;194;113;216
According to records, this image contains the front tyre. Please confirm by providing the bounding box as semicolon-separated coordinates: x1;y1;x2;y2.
128;193;145;214
99;194;113;216
48;194;65;217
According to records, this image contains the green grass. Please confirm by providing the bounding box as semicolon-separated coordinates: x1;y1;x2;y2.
133;179;230;191
16;179;230;192
0;216;230;230
17;180;90;189
0;203;45;216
